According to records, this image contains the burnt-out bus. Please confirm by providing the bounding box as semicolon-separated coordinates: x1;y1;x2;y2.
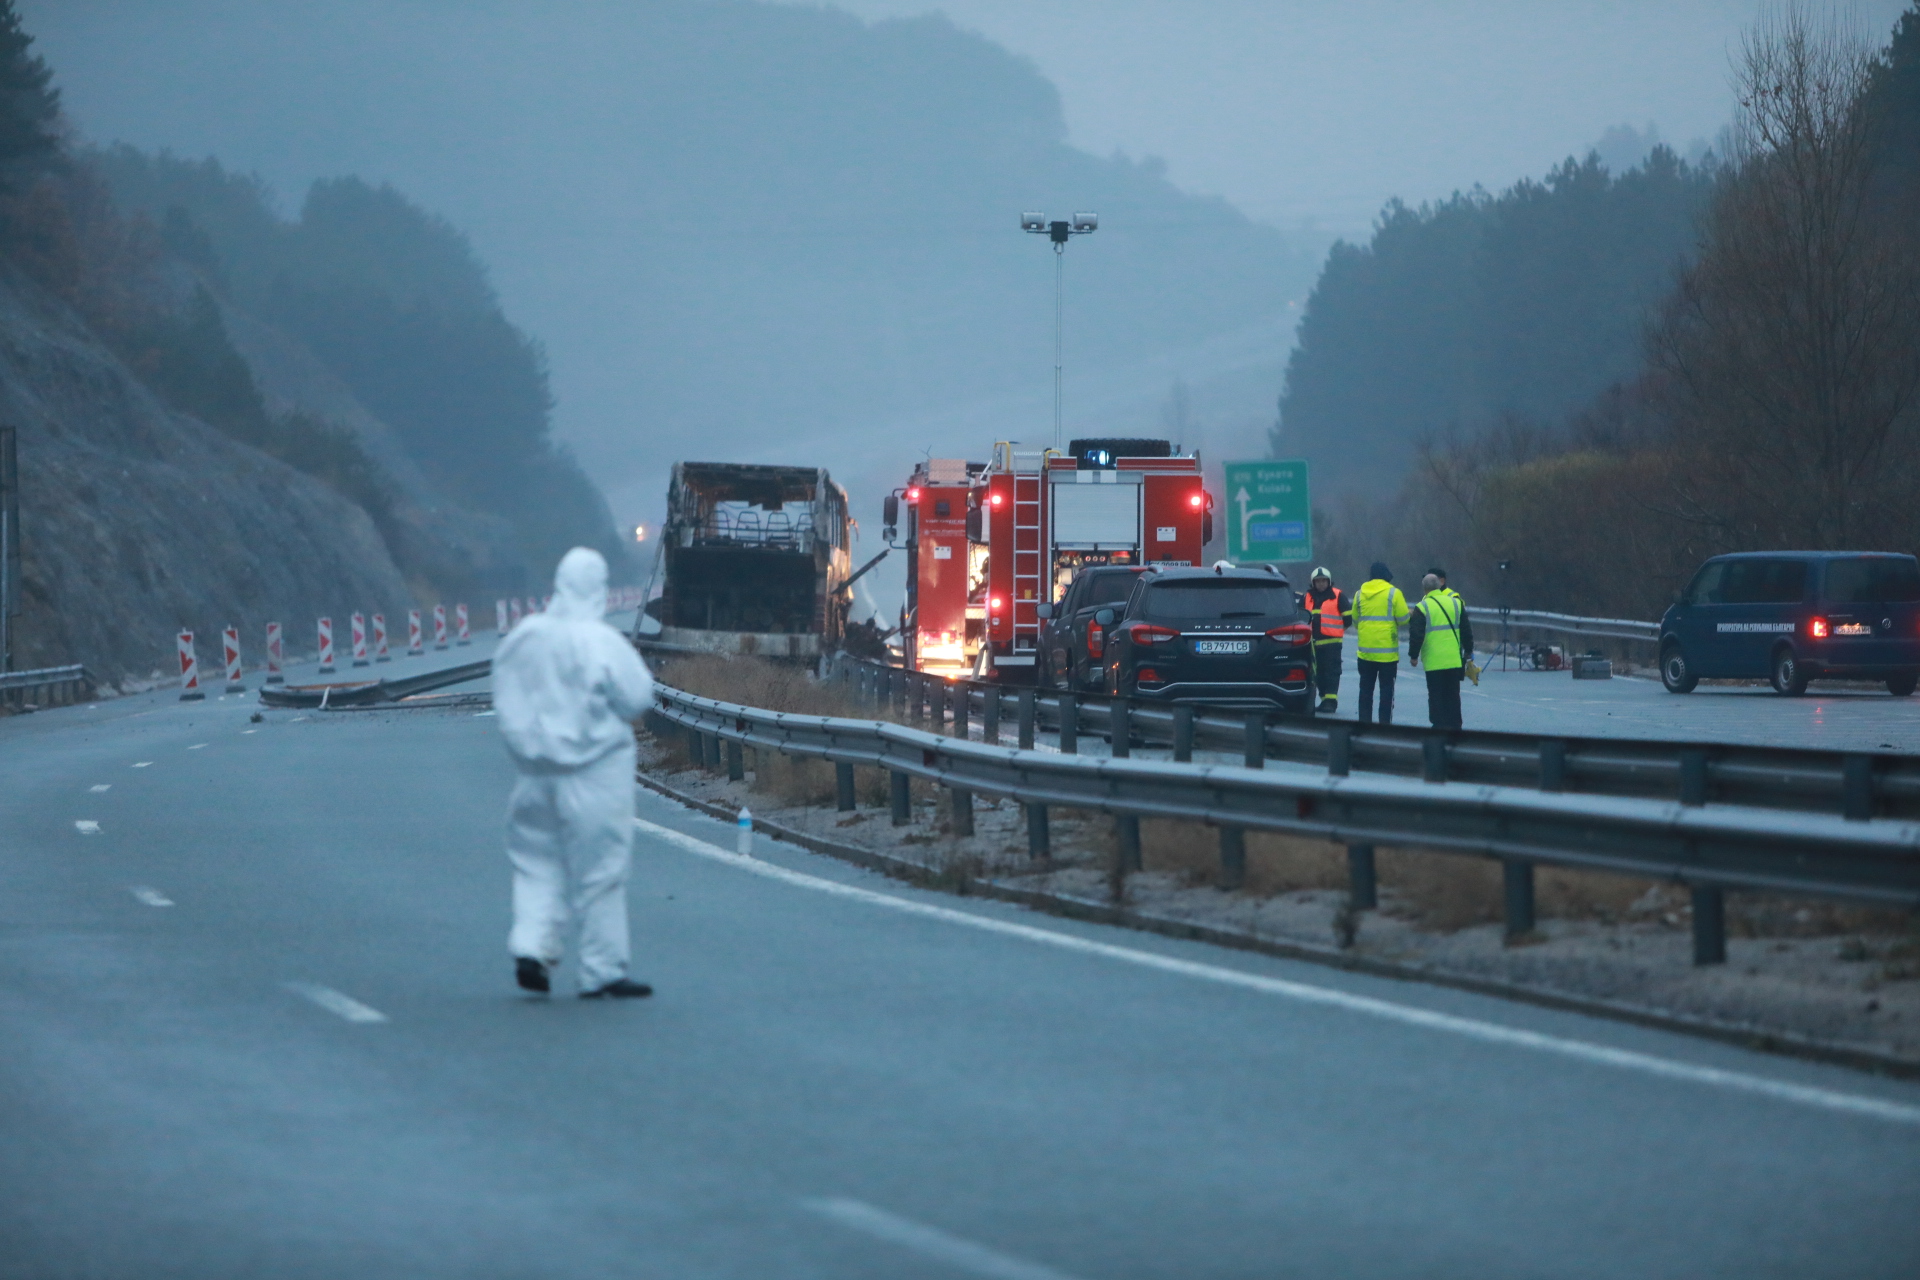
639;462;853;660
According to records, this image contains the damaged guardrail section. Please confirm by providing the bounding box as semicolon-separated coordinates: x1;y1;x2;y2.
0;663;91;711
651;682;1920;969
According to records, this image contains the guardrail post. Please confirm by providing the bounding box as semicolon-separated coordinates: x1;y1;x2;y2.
1243;713;1265;769
891;668;906;714
1058;693;1077;753
1539;739;1567;792
1422;736;1448;783
1327;724;1351;777
1173;706;1194;763
983;687;1001;744
953;684;970;739
836;761;856;811
1347;845;1376;909
950;786;974;836
726;738;744;782
910;674;925;723
1018;690;1036;750
1678;748;1707;806
1842;754;1873;821
704;731;723;772
1110;698;1131;759
1691;886;1726;965
1026;803;1049;859
890;770;911;826
1502;860;1535;939
1116;814;1141;873
1218;827;1246;890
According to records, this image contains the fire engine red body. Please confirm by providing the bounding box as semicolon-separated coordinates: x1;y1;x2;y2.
897;439;1209;680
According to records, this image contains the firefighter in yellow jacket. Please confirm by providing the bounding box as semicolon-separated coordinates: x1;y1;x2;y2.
1303;567;1349;713
1352;562;1410;725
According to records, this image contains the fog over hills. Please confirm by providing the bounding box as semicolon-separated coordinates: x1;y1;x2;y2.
27;0;1324;554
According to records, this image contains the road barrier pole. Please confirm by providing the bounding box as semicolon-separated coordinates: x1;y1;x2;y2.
318;617;336;673
496;600;509;636
351;613;370;668
1058;692;1077;753
1110;698;1131;759
1843;754;1874;821
983;687;1001;743
1173;706;1194;763
1692;887;1726;965
433;604;449;650
265;622;284;685
509;599;523;630
1539;739;1567;791
890;770;911;826
1678;747;1708;806
952;682;970;739
223;626;244;693
1219;826;1246;890
373;613;391;663
408;610;424;656
1347;844;1377;909
1503;860;1536;939
1243;713;1265;769
1026;802;1049;859
1422;736;1448;783
836;762;856;811
456;604;471;646
1018;690;1036;750
1327;723;1351;777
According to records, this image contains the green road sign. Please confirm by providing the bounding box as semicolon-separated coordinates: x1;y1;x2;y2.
1224;459;1311;563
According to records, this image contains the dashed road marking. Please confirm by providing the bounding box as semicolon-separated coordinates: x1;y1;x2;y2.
638;816;1920;1128
73;820;101;835
285;983;388;1024
89;784;111;793
187;744;207;750
242;729;257;735
803;1198;1080;1280
130;886;174;907
131;762;152;768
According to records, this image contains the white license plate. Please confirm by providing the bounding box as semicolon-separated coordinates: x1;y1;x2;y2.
1192;639;1251;655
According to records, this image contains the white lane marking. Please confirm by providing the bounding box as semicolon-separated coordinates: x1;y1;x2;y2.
637;817;1920;1128
289;716;307;723
285;982;388;1024
241;729;257;735
187;743;207;750
131;762;152;768
130;886;174;907
90;784;111;793
472;710;496;717
73;820;101;835
804;1198;1081;1280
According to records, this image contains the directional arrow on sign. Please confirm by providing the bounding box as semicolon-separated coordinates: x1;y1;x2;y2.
1235;486;1280;556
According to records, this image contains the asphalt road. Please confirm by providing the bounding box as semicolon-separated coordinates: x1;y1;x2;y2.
4;668;1919;1278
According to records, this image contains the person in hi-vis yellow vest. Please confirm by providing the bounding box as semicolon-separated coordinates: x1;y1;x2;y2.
1352;562;1409;725
1409;570;1473;731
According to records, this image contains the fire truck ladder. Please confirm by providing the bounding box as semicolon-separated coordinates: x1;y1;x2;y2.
1011;469;1044;651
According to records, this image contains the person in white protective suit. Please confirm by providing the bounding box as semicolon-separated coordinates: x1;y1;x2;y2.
492;547;656;998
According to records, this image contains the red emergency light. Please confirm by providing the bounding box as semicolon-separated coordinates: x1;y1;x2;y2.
907;487;921;502
990;492;1004;507
990;596;1004;610
1188;491;1204;508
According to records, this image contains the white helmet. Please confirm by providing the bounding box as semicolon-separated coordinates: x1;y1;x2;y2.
1310;565;1332;583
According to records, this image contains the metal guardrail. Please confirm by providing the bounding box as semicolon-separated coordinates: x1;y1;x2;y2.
822;656;1920;822
0;663;91;709
650;679;1920;967
1467;606;1661;646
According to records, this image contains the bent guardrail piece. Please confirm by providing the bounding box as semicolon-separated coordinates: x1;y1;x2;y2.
652;682;1920;910
257;659;492;709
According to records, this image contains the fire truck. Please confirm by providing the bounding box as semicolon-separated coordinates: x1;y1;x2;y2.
886;438;1211;680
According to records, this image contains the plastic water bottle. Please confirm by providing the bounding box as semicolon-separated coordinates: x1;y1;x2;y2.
736;806;753;857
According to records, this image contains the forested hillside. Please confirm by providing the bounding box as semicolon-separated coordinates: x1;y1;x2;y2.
1274;150;1714;495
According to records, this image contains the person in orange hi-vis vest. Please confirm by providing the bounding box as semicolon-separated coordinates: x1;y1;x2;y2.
1304;566;1351;713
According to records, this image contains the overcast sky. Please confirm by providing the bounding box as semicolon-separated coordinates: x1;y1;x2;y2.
806;0;1912;233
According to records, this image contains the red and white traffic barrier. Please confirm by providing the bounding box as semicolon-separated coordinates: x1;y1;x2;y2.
351;612;370;668
265;622;284;685
318;617;336;672
374;613;391;663
223;626;244;693
509;598;523;628
455;603;470;646
433;603;448;650
178;631;204;701
496;599;508;635
407;609;424;655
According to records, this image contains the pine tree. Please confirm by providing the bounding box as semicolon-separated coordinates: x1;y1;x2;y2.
0;0;60;193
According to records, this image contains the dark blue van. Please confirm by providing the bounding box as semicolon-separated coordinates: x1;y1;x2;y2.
1659;551;1920;696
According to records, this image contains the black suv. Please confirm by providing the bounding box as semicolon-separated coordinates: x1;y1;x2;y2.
1659;551;1920;696
1095;565;1316;712
1037;565;1149;691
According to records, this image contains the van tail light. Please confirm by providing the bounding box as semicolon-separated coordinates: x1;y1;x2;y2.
1810;617;1829;639
1130;624;1180;646
1087;623;1104;659
1266;624;1313;647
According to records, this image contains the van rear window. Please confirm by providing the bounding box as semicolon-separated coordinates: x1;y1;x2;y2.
1824;557;1920;603
1144;582;1296;620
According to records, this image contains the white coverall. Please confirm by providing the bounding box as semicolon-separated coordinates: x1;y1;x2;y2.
492;548;654;990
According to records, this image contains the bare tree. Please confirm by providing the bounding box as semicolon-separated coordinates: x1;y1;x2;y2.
1651;4;1920;549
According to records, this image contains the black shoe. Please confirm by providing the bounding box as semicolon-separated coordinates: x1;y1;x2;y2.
515;957;551;993
1317;697;1336;712
580;978;653;999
